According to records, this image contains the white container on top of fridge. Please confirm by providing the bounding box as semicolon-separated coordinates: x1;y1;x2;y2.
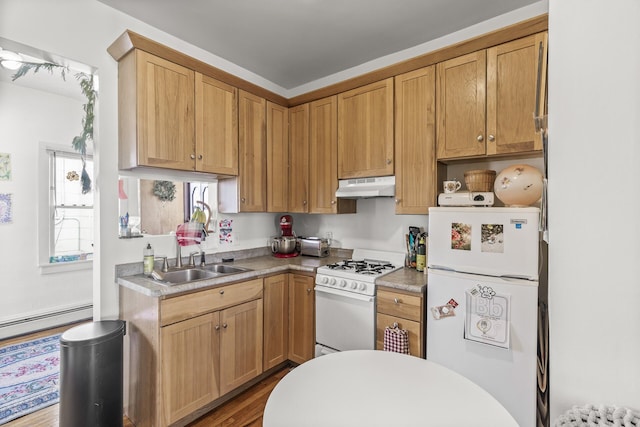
426;206;540;427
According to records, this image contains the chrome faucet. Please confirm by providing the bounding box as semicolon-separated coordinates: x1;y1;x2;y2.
175;239;183;268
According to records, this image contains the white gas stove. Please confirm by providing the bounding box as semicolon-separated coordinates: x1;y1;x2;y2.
315;249;405;356
315;249;405;296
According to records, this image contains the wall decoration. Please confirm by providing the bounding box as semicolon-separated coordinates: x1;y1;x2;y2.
0;193;13;224
152;180;176;202
219;218;233;245
0;153;11;181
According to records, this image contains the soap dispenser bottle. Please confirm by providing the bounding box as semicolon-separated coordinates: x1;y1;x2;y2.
143;243;154;276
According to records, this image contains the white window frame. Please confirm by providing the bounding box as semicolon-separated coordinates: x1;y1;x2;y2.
38;142;93;274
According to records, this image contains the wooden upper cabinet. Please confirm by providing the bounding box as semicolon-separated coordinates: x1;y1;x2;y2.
309;96;356;214
288;104;310;213
238;90;267;212
266;102;289;213
437;32;547;160
436;51;487;160
120;50;195;171
486;32;547;156
394;66;437;214
337;78;394;179
195;73;238;175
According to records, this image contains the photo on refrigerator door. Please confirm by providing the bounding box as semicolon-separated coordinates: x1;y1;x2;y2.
464;285;511;349
481;224;504;253
451;222;471;250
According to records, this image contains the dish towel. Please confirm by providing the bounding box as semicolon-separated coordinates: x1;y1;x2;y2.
383;324;410;354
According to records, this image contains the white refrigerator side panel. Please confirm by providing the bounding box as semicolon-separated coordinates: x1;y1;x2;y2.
426;269;538;427
428;207;540;280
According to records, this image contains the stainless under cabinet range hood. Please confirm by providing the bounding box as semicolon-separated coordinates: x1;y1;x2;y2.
335;176;395;198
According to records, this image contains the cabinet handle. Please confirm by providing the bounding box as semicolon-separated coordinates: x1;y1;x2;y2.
223;323;228;329
219;290;225;295
198;154;203;160
386;158;392;165
190;154;196;159
303;200;307;205
331;200;336;205
476;135;484;142
488;134;495;142
394;298;400;304
395;199;400;204
215;324;220;330
307;288;312;294
241;197;246;203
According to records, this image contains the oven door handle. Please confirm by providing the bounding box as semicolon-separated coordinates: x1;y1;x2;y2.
314;286;375;303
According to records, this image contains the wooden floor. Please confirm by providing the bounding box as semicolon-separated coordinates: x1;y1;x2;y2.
2;324;290;427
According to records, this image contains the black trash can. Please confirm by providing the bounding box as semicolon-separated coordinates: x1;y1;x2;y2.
59;320;126;427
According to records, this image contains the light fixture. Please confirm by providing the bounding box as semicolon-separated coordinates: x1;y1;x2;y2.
0;48;23;70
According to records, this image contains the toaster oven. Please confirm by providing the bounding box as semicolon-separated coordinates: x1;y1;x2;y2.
299;237;330;257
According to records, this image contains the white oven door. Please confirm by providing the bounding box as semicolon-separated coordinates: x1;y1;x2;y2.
315;286;375;352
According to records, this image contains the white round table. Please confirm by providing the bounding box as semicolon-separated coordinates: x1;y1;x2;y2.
263;350;518;427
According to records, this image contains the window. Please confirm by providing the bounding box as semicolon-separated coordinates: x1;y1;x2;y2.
46;148;93;264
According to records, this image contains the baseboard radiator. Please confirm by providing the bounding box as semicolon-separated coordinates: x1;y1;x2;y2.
0;303;93;340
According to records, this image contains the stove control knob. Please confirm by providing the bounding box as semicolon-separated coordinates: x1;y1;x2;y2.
329;278;337;286
320;277;328;284
350;281;357;289
359;283;367;291
339;279;347;288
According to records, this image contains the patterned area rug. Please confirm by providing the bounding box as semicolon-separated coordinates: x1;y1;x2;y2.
0;334;61;425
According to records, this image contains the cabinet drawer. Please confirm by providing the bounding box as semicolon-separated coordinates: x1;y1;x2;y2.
375;313;423;358
161;279;263;326
376;289;422;322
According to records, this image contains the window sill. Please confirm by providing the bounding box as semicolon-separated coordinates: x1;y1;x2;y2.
40;259;93;275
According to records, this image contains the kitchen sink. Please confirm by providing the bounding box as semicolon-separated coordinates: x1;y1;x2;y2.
153;264;252;285
202;264;252;274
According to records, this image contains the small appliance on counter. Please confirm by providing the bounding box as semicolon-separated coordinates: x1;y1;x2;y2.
299;237;330;257
271;215;299;258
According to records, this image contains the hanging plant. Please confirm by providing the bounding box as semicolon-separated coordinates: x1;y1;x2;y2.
152;180;176;202
11;61;96;194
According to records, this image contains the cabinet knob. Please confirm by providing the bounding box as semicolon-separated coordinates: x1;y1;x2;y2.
215;324;220;330
331;200;336;205
394;298;400;304
476;135;484;142
488;134;495;142
395;199;400;204
386;158;392;165
303;200;307;205
190;153;196;159
198;154;203;160
219;290;225;295
241;197;246;203
223;323;228;329
307;288;312;294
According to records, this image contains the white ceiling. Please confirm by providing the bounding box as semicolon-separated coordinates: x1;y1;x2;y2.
98;0;542;91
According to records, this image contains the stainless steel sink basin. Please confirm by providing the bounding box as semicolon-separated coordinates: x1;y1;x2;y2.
202;264;251;274
160;268;217;284
152;264;252;285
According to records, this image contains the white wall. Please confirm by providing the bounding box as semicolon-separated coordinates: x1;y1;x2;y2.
548;0;640;418
0;80;92;324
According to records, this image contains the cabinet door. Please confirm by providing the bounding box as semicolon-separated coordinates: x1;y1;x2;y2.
309;96;356;214
486;32;546;156
266;102;289;212
136;50;195;170
337;78;394;178
288;274;315;364
263;274;289;370
195;73;238;175
220;299;263;395
238;90;267;212
376;313;423;358
161;312;220;425
436;51;487;160
394;66;437;214
288;104;310;213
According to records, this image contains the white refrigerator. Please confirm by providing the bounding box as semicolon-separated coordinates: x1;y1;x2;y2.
427;207;539;427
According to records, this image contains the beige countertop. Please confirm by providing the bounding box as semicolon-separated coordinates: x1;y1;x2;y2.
117;250;427;298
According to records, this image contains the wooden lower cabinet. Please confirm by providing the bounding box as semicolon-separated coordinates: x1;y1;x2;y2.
263;274;289;370
375;287;425;358
288;274;315;364
120;279;263;427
